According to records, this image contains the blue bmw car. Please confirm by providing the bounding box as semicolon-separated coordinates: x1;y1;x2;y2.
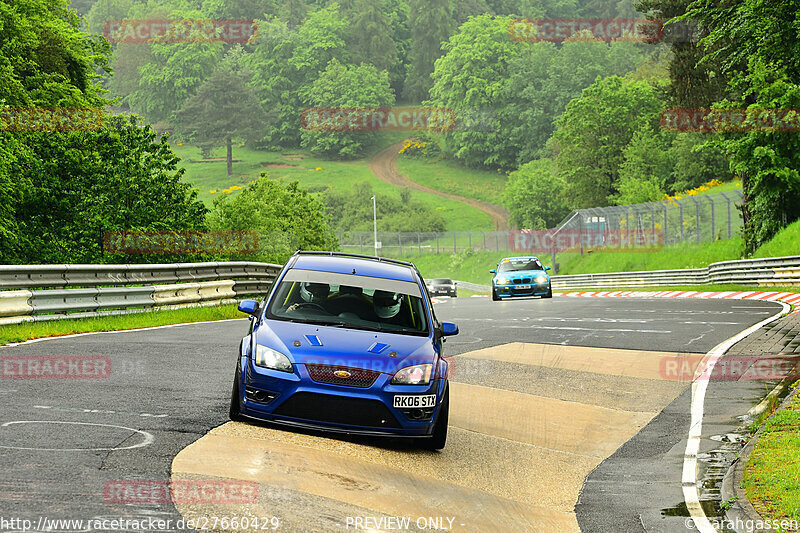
230;251;458;450
490;256;552;301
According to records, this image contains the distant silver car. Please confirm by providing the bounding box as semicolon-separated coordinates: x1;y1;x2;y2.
429;278;457;297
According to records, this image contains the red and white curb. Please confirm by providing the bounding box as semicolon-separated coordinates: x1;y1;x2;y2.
557;290;800;314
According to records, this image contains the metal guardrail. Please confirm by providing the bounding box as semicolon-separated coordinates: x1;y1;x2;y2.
0;262;282;325
550;255;800;290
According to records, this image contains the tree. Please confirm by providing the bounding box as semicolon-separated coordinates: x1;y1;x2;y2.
208;176;338;263
246;5;349;147
686;0;800;251
323;182;446;232
86;0;135;36
0;0;110;108
299;59;395;159
668;132;730;193
127;40;223;125
427;14;521;169
346;0;398;73
13;115;208;264
174;55;267;175
615;126;675;204
551;76;665;208
403;0;453;102
508;39;646;164
634;0;729;107
503;158;570;229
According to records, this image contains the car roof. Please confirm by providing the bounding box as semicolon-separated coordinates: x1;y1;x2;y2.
500;256;541;262
291;254;417;282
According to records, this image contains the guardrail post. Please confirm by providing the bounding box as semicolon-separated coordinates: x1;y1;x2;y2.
398;233;403;256
482;232;486;250
687;196;701;243
436;234;439;254
359;233;363;254
706;196;716;240
720;192;732;239
417;232;421;255
453;232;457;253
468;232;472;250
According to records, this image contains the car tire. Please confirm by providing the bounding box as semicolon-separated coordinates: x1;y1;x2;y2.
543;287;553;299
422;386;449;451
229;361;245;421
492;289;500;301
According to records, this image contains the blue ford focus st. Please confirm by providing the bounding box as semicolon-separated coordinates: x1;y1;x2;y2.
230;251;458;450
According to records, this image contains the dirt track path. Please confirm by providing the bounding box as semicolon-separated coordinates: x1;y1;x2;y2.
368;142;510;230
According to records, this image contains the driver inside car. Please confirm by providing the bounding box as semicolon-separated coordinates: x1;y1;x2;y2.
286;282;330;312
372;290;410;326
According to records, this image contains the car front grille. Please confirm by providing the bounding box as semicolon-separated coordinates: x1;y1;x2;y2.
274;392;401;428
305;364;381;388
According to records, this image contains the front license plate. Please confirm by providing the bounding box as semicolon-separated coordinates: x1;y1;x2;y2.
393;395;436;408
516;284;531;289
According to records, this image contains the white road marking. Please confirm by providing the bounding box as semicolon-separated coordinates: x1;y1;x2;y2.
498;325;670;333
0;420;154;451
32;405;168;418
1;318;246;348
682;301;789;532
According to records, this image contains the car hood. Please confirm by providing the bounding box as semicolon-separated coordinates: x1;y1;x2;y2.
256;320;436;375
495;270;549;279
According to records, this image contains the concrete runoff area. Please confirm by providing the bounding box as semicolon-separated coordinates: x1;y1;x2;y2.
171;343;692;532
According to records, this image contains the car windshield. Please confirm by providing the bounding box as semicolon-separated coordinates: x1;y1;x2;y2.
266;277;429;336
433;278;452;284
498;259;544;273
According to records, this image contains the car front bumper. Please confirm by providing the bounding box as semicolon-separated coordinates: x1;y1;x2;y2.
238;360;447;437
494;283;550;297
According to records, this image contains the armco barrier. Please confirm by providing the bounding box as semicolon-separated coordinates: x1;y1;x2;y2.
0;262;281;325
550;255;800;290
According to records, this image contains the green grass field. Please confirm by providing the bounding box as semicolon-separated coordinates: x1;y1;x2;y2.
171;141;494;231
396;156;508;206
753;218;800;258
0;304;243;347
743;383;800;528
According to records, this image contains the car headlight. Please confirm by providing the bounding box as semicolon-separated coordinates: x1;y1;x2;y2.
391;364;433;385
495;278;509;285
535;275;547;284
254;345;293;373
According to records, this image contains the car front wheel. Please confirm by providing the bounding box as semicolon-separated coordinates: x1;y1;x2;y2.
229;361;245;421
422;386;449;451
492;288;500;301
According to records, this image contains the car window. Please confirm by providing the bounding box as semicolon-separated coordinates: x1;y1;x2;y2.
266;278;429;336
497;259;544;273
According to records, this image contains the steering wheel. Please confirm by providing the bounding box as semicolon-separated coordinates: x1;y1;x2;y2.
287;302;327;313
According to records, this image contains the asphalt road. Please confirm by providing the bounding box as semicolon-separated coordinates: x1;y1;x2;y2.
0;296;783;532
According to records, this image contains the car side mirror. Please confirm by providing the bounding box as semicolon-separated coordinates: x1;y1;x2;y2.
441;322;459;336
238;299;258;316
545;266;551;271
489;269;496;274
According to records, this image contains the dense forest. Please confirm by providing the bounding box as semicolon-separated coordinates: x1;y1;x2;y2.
1;0;798;263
